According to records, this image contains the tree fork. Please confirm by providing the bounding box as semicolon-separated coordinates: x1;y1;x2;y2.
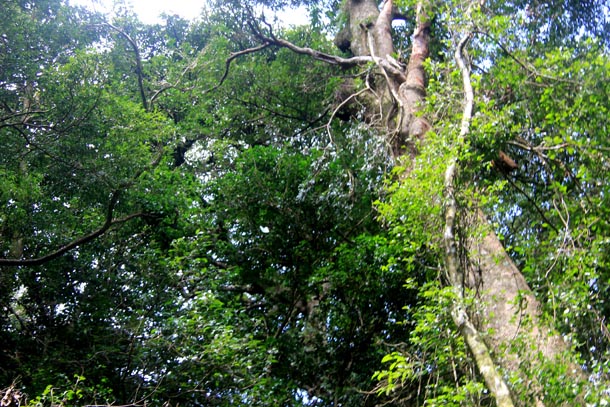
240;0;578;402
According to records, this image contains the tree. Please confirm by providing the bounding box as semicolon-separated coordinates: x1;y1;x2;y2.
0;1;194;403
1;0;609;405
220;0;610;404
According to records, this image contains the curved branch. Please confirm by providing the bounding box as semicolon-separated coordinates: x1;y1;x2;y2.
1;146;165;268
247;20;372;68
201;43;272;95
105;23;149;111
265;37;371;67
0;191;145;267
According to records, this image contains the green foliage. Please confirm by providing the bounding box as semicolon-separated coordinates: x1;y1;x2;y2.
474;41;610;374
376;127;455;263
2;0;610;406
373;282;488;406
25;375;113;407
158;138;403;404
489;0;610;48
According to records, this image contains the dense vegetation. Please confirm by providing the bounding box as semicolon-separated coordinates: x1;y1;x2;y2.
1;0;609;405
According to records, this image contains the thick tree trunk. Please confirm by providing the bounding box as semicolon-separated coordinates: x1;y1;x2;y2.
346;0;382;57
255;0;576;402
342;0;430;155
397;1;431;156
442;33;514;407
464;208;580;406
468;209;569;362
340;0;572;404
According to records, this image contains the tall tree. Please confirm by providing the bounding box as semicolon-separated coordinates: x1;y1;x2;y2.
2;0;609;406
225;0;610;405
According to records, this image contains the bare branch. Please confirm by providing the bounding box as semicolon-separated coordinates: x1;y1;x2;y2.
150;56;201;106
266;37;371;68
247;19;372;68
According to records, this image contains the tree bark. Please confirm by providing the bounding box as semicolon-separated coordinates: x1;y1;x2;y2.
345;0;383;58
341;0;572;404
468;209;569;362
397;1;431;156
341;0;430;156
443;33;515;407
248;0;576;402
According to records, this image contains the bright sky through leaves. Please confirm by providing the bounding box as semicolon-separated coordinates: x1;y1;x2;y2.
70;0;310;25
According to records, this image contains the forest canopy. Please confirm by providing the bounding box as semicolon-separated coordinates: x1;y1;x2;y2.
0;0;609;406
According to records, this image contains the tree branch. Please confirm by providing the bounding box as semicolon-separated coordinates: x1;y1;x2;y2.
374;0;395;61
202;43;272;95
150;56;201;107
0;110;48;129
502;172;560;233
104;23;149;111
0;148;163;268
247;20;372;68
0;191;147;267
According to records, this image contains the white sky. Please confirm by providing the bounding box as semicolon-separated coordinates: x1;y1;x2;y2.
69;0;310;26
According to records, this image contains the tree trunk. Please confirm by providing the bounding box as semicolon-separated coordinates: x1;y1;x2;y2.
469;210;570;357
255;0;577;401
396;0;431;156
341;0;430;156
340;0;572;403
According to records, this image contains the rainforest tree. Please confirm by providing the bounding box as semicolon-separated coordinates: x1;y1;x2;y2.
1;0;609;406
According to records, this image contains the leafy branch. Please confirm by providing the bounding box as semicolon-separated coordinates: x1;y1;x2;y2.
0;152;164;267
103;22;149;111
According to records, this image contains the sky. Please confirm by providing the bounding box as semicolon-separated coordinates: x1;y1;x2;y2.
69;0;310;26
